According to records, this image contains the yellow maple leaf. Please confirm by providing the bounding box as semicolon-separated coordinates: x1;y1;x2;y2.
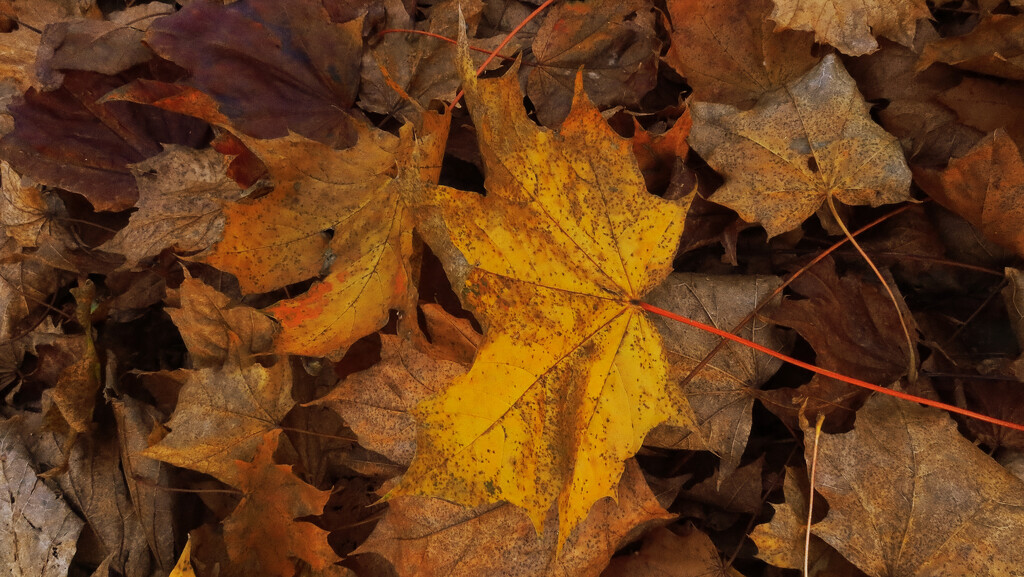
397;41;692;545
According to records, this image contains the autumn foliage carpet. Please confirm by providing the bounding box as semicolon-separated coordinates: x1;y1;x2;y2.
2;0;1024;575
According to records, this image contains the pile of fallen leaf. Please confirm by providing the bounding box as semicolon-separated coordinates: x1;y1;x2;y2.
2;0;1024;575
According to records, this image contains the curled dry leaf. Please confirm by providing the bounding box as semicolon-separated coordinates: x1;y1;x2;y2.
399;39;689;544
665;0;817;107
142;355;294;486
361;460;671;577
223;430;342;577
689;54;912;238
917;14;1024;81
112;396;176;572
768;0;930;56
0;417;84;577
32;428;152;576
913;130;1024;259
165;274;276;368
805;394;1024;577
644;272;785;481
100;146;244;270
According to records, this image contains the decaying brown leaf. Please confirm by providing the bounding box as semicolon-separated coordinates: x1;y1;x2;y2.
806;394;1024;576
360;460;671;577
768;0;930;56
666;0;817;107
0;417;84;577
645;273;785;480
165;274;276;367
143;355;294;486
689;54;912;237
100;146;243;270
602;525;740;577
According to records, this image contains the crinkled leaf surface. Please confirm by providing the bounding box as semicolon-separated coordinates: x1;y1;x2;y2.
806;394;1024;577
769;0;930;56
689;54;912;237
399;44;689;544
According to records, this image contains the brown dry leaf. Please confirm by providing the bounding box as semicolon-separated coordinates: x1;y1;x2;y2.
644;273;785;480
680;456;765;515
33;428;153;576
806;394;1024;575
630;112;692;194
757;258;915;429
913;130;1024;258
359;460;671;577
415;303;482;365
602;525;740;577
768;0;930;56
143;355;294;486
689;54;912;238
0;0;96;30
36;2;173;88
0;26;41;96
0;237;62;340
939;78;1024;150
165;274;276;368
315;334;466;466
0;417;84;577
0;161;73;250
918;14;1024;81
524;0;660;126
845;25;984;166
145;0;364;148
750;466;865;577
112;396;176;572
100;146;244;270
665;0;817;107
223;430;341;577
358;0;505;122
43;280;100;435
